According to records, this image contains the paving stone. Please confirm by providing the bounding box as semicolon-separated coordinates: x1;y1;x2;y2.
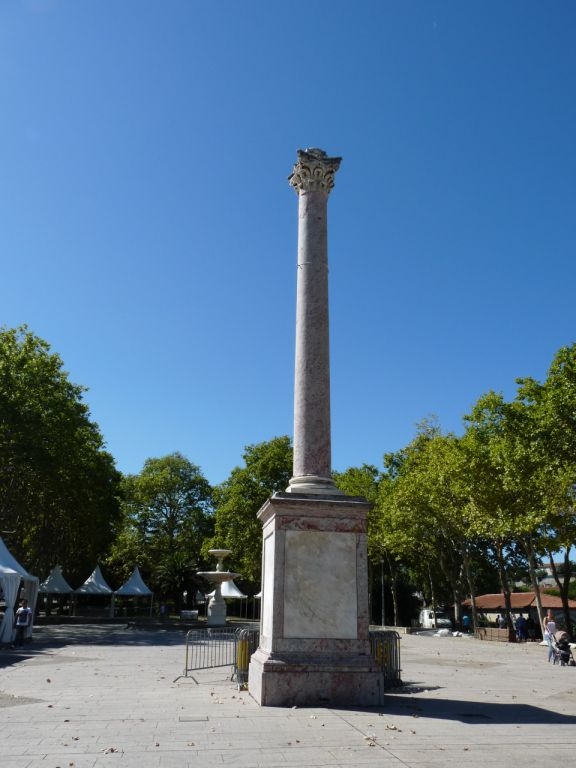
1;625;575;767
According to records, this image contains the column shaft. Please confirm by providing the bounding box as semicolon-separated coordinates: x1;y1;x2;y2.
286;148;342;495
293;189;331;480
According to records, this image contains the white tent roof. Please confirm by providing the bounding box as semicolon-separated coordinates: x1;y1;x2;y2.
0;564;19;579
76;565;113;594
39;565;74;594
0;536;39;644
208;579;247;599
0;536;36;581
115;567;153;597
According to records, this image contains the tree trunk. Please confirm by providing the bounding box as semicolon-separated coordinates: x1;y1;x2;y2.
428;566;438;628
462;548;479;632
548;549;574;640
522;536;545;637
384;551;400;627
494;541;515;642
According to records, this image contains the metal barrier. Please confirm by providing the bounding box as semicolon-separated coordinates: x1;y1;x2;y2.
184;628;238;676
370;630;402;688
184;627;260;688
185;627;398;691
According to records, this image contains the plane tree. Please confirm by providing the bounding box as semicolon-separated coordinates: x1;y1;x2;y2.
376;421;471;625
513;344;576;633
0;325;121;581
461;390;548;635
108;452;214;605
206;436;292;586
333;463;402;623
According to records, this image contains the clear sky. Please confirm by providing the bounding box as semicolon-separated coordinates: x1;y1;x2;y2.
1;1;575;486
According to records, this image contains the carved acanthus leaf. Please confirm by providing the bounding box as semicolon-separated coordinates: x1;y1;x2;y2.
288;148;342;194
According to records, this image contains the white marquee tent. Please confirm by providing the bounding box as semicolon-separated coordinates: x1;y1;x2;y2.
207;579;250;619
39;565;74;594
0;537;39;644
39;565;74;617
114;567;153;616
207;580;247;599
207;579;246;603
75;565;113;595
221;580;247;599
75;565;114;616
115;567;152;597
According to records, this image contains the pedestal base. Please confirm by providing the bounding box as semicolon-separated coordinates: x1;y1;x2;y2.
207;599;227;626
286;474;344;496
249;648;382;707
248;492;381;707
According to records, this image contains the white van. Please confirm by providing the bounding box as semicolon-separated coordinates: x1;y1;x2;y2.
419;609;452;629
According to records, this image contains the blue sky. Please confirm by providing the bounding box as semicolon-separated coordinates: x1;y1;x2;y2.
1;1;575;486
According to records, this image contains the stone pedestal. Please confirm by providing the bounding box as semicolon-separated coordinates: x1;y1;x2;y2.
207;587;227;626
248;493;382;707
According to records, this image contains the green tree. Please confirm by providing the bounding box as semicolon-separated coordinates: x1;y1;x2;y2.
514;344;576;634
333;464;381;504
461;391;540;636
0;325;121;582
378;422;473;627
207;436;292;586
333;464;406;625
108;453;213;605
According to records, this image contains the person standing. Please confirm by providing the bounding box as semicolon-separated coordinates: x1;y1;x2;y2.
515;614;527;642
13;598;32;649
543;609;557;662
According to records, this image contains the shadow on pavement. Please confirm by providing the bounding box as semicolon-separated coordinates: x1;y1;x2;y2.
378;691;576;725
39;624;188;646
0;624;188;668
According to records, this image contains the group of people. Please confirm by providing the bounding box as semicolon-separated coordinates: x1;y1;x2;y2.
487;609;573;657
514;613;537;641
493;612;538;641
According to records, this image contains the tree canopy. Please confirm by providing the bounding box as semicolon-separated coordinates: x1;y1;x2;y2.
4;323;576;631
107;452;214;604
0;325;121;582
206;436;292;585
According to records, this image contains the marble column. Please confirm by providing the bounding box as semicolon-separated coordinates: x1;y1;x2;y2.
286;148;343;496
248;149;381;708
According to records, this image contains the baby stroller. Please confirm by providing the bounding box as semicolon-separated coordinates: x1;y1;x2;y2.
552;632;576;666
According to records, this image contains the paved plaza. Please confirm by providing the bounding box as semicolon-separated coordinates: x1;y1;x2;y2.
1;623;575;767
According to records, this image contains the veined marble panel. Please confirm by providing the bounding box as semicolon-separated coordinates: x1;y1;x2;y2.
283;530;357;639
262;534;275;642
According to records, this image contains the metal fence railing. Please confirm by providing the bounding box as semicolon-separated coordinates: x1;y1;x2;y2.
184;627;260;689
184;627;399;692
369;630;402;688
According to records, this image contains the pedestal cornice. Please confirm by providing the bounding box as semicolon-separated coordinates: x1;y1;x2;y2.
258;491;372;537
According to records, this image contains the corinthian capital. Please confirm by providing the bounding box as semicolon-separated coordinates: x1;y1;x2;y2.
288;148;342;194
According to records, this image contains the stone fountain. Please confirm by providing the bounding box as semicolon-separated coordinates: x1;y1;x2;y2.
197;549;241;626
